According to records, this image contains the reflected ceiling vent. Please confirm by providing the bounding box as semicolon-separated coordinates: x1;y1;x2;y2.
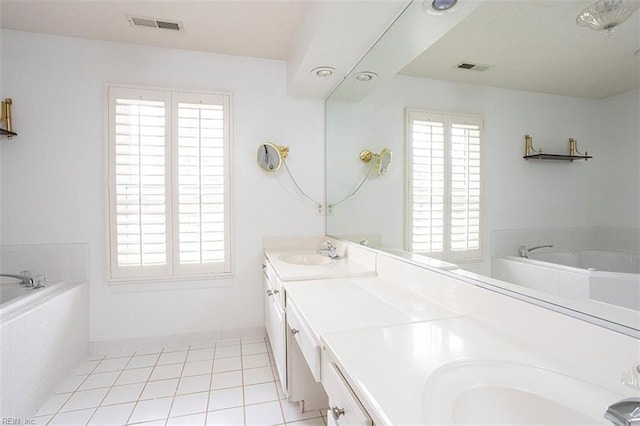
127;15;184;32
455;62;491;71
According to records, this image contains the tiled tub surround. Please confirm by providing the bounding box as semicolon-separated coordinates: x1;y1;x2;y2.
493;250;640;308
0;243;90;284
32;337;327;426
0;281;90;419
0;243;90;418
491;227;640;258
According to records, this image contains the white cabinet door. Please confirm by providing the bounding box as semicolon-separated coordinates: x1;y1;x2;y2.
323;361;372;426
270;295;287;388
264;271;287;394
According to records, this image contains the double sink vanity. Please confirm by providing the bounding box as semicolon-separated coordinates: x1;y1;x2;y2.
263;237;637;425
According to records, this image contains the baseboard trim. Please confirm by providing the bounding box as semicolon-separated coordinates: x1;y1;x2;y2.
89;326;266;356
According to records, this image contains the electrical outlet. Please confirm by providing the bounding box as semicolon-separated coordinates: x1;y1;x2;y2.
316;204;324;215
327;205;334;216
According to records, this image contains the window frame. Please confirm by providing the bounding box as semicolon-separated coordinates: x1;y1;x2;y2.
106;84;233;282
404;108;484;263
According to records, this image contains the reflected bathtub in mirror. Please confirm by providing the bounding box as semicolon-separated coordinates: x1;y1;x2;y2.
493;249;640;311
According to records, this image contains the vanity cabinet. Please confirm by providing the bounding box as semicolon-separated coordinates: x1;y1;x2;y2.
263;257;286;392
263;254;328;411
323;359;372;426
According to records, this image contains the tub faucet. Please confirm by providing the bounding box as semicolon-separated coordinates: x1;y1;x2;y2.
604;397;640;426
518;245;554;258
317;241;340;259
0;271;34;287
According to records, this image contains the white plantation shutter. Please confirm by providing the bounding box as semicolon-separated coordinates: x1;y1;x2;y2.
108;86;231;280
449;120;481;256
174;93;231;275
407;110;482;261
409;114;446;254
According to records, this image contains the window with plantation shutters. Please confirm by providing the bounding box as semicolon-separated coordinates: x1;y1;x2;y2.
107;86;232;281
406;109;482;262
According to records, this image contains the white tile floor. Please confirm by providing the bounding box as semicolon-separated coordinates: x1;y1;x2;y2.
32;337;328;426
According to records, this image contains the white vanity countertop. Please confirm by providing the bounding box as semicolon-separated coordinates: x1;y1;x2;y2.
321;318;626;425
265;250;376;281
284;276;460;341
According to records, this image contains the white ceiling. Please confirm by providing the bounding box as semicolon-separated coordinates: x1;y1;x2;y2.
0;0;308;60
400;0;640;99
0;0;407;97
2;0;638;99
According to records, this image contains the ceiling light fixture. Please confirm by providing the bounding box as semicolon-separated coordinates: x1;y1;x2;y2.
576;0;640;34
355;71;377;82
423;0;458;15
311;67;335;77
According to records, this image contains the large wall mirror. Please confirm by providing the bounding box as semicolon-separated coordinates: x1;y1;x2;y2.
326;0;640;335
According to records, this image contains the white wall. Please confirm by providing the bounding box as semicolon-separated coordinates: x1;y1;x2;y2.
0;30;325;343
327;74;640;273
596;89;640;229
0;28;4;244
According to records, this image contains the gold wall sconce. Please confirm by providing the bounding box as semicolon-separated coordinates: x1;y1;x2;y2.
359;148;393;175
0;98;16;139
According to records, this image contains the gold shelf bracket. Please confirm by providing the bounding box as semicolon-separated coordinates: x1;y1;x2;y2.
0;98;16;139
524;134;542;156
569;138;588;161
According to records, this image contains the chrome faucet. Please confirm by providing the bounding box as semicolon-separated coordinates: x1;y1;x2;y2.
518;244;554;258
317;241;340;259
0;271;35;287
605;398;640;426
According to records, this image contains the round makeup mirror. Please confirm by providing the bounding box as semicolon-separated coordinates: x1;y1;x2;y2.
376;148;392;175
257;143;289;173
360;148;393;176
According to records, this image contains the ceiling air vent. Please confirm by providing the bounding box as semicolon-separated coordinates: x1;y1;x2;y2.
127;15;184;32
456;62;491;72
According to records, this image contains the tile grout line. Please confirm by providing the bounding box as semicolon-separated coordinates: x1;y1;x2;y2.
43;354;108;425
240;339;247;426
202;342;216;426
85;352;137;424
159;345;190;424
124;348;165;425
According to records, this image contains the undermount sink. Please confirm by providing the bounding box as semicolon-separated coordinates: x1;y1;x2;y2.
278;253;332;266
422;360;621;425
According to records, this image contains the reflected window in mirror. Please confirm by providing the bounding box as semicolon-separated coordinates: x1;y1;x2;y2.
406;109;483;262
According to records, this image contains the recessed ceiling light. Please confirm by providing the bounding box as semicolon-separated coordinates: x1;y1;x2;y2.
311;67;335;77
355;71;377;82
423;0;458;14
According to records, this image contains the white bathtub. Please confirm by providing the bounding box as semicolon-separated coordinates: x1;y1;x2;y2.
0;278;61;316
492;249;640;311
0;280;89;418
529;249;640;274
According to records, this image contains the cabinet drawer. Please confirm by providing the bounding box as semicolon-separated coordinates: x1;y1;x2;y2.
287;301;321;381
324;362;372;426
